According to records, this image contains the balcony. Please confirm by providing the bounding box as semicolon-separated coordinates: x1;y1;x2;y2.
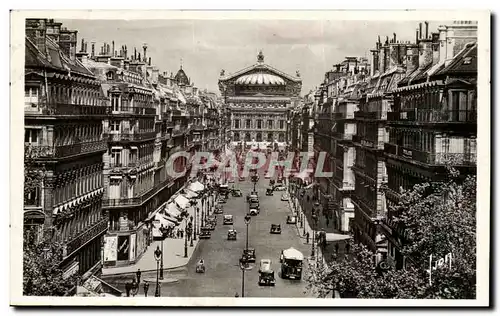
109;161;138;168
354;111;386;120
331;131;353;141
110;106;156;116
65;217;108;258
352;135;380;149
102;175;174;208
384;143;477;166
25;103;110;116
387;109;477;123
105;131;157;142
190;124;206;131
26;140;107;159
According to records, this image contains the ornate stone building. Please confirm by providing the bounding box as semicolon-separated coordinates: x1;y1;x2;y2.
218;51;302;146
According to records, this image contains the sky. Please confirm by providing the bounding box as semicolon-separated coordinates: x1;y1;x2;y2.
61;19;447;95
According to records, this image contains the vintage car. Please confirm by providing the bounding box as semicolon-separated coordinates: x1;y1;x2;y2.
281;193;290;201
231;189;243;197
228;178;235;183
243;248;256;262
249;199;260;210
239;176;245;181
199;227;212;239
280;247;304;280
269;179;275;186
265;188;274;196
286;215;297;224
277;177;284;184
249;207;259;216
218;196;227;204
264;172;272;179
270;224;282;234
258;259;276;286
273;184;286;191
227;229;237;240
223;214;234;225
214;205;224;214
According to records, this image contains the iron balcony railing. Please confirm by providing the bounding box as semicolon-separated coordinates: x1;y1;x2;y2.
331;131;353;141
25;102;110;116
105;131;157;142
387;109;477;123
354;111;386;120
384;143;477;166
110;106;156;115
26;140;107;159
102;175;174;208
65;218;108;258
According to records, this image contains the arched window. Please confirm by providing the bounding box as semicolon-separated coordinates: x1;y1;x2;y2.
278;133;285;142
267;133;273;142
245;133;251;141
234;132;240;141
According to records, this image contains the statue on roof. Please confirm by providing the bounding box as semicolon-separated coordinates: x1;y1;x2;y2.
296;70;301;77
257;50;264;63
220;69;225;77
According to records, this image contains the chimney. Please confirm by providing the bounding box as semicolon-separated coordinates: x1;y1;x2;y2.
106;43;110;55
393;33;397;43
138;52;141;62
419;23;423;40
438;25;448;64
425;21;429;39
134;48;137;60
431;33;440;65
143;44;148;63
418;39;433;70
59;28;78;61
91;42;95;57
378;42;386;74
112;41;115;57
149;57;151;66
124;45;128;59
405;46;419;75
80;38;85;52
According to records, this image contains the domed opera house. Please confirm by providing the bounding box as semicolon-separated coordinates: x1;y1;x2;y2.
218;51;302;148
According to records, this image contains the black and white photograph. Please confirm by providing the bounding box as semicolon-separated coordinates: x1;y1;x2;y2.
9;10;490;306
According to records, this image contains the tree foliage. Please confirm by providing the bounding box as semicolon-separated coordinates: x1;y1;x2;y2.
306;170;477;299
23;235;80;296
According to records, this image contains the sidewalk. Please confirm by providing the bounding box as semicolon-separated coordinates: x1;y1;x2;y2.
102;188;205;277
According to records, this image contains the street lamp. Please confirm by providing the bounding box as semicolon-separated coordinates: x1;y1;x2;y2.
244;214;251;250
193;208;198;241
240;214;252;298
311;203;319;258
190;216;194;247
154;245;162;297
184;220;189;258
160;228;165;280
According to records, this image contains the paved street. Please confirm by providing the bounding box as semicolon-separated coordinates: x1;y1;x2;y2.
104;166;314;297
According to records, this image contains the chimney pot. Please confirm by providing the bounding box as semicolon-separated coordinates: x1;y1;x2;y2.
425;21;429;39
419;23;423;39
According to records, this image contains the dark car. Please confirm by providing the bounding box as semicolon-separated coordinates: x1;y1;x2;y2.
243;248;256;263
223;215;234;225
266;188;274;196
270;224;282;234
286;215;297;224
214;205;223;214
227;229;237;240
273;184;286;191
232;189;243;197
199;227;212;239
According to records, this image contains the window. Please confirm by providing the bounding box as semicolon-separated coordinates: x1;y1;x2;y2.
234;119;240;129
257;119;262;129
279;120;285;129
234;132;240;141
25;87;39;105
278;133;285;142
107;71;114;80
111;149;122;166
267;132;273;142
463;57;472;65
268;120;273;129
246;119;251;129
24;129;39;144
245;133;251;141
256;132;262;142
110;120;120;132
111;95;119;111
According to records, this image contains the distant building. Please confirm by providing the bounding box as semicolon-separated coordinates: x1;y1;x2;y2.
218;51;302;148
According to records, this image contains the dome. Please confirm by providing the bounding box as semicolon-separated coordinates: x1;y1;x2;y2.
235;73;285;86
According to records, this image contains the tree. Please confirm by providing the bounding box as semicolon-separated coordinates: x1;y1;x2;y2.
306;170;477;299
23;235;80;296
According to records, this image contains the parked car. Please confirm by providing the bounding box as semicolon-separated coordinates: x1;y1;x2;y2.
199;227;212;239
249;207;259;216
218;196;227;204
264;172;272;179
281;193;290;201
243;248;256;262
286;215;297;224
227;229;237;240
223;214;234;225
228;178;235;183
231;189;243;197
214;205;223;214
239;176;245;181
266;188;274;196
273;184;286;191
270;224;282;234
258;259;275;286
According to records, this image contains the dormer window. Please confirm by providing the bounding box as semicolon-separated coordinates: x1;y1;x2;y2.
106;71;114;80
463;57;472;65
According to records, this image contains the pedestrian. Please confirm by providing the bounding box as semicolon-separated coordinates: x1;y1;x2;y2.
136;269;142;284
235;293;239;297
180;229;184;239
335;243;339;254
143;281;149;297
306;232;310;244
345;242;350;254
125;282;131;297
177;229;180;239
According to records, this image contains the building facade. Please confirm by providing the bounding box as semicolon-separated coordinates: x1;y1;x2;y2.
24;18;108;278
218;51;302;147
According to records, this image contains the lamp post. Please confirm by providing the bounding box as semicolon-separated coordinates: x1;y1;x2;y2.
190;216;194;247
160;229;164;280
184;220;189;258
154;246;162;297
194;207;198;241
311;203;319;258
240;214;252;298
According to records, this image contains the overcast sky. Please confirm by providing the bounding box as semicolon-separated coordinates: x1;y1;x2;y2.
61;19;447;95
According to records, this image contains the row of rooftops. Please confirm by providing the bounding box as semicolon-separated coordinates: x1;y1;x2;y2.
25;18;223;111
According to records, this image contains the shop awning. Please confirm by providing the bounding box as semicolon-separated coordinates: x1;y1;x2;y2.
154;214;175;227
184;189;198;199
324;233;352;243
188;181;205;192
174;195;190;209
165;203;182;218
